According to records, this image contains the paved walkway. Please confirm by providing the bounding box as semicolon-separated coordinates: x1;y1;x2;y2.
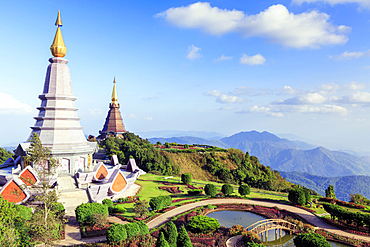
147;198;370;243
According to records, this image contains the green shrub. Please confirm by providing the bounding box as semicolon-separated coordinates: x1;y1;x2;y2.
166;221;177;247
188;189;202;195
156;231;170;247
112;204;127;213
15;204;33;221
102;198;113;208
204;184;217;197
187;215;220;233
150;195;172;211
137;221;149;235
288;188;308;206
106;224;127;242
177;225;192;247
238;184;251;196
181;174;192;184
75;202;108;226
294;233;330;247
123;222;141;238
221;184;234;196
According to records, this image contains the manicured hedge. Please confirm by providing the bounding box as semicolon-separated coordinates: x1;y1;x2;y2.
181;174;192;184
113;204;127;213
150;195;172;211
123;222;141;238
238;184;250;196
221;184;233;196
294;233;330;247
204;184;217;197
75;202;109;226
106;224;127;242
137;221;149;235
187;215;220;233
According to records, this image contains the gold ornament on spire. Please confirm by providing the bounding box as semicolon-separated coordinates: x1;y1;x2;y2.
111;77;118;104
50;10;67;57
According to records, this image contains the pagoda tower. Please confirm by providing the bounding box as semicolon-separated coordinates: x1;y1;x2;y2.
15;11;97;174
99;78;127;139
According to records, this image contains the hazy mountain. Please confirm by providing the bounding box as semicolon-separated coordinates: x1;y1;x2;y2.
148;130;370;177
137;130;226;140
280;171;370;201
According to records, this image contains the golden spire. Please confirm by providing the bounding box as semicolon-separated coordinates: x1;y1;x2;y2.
50;10;67;57
111;77;118;104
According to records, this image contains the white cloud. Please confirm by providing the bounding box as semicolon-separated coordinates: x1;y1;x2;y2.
206;89;245;103
292;0;370;8
330;50;370;60
346;91;370;103
274;104;348;114
345;81;366;90
186;45;202;60
129;114;137;119
277;86;302;95
214;54;233;62
0;91;33;114
88;108;103;116
240;53;266;65
237;105;283;117
318;82;340;93
276;92;327;105
216;94;244;103
156;2;349;48
144;116;153;121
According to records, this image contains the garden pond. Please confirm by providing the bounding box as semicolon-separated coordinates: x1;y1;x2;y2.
206;210;350;247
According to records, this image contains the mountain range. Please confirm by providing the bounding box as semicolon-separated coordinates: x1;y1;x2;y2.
148;130;370;178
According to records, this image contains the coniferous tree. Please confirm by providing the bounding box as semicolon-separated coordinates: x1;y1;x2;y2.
177;225;192;247
156;231;170;247
166;221;178;247
325;185;336;199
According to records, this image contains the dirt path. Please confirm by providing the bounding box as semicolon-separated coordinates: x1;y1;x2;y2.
147;198;370;243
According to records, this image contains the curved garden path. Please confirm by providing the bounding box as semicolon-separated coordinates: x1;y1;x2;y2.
147;198;370;243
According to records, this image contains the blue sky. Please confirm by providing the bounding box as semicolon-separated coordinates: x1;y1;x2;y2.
1;0;370;153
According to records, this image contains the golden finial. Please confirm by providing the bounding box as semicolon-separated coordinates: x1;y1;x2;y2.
111;77;118;104
55;10;62;27
50;11;67;57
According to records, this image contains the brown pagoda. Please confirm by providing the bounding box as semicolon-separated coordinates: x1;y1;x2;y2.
99;78;127;139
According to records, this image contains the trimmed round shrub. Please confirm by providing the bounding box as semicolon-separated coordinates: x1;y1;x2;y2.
112;204;127;213
181;173;192;184
123;222;141;238
137;221;149;235
75;202;108;226
187;215;220;233
106;224;127;242
102;198;113;208
204;184;217;197
150;195;172;211
221;184;234;196
239;184;251;196
294;233;330;247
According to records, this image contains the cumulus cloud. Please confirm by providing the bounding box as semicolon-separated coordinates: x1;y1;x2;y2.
156;2;349;48
237;105;284;117
345;81;366;90
205;90;246;103
274;104;348;114
213;54;233;62
0;91;33;114
277;86;302;95
144;116;153;121
240;54;266;65
318;82;341;93
292;0;370;8
275;92;327;105
186;45;202;60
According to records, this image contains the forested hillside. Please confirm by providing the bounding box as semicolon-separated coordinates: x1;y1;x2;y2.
280;171;370;201
101;133;292;192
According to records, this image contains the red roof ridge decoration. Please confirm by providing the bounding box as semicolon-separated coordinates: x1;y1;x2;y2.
108;169;127;194
92;163;108;182
0;178;30;204
19;166;39;186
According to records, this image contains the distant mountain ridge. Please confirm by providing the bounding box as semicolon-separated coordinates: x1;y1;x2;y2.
279;171;370;201
148;130;370;177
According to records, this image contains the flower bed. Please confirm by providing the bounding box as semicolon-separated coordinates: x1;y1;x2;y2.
158;186;183;194
319;197;367;210
322;217;370;237
171;197;198;203
80;223;110;238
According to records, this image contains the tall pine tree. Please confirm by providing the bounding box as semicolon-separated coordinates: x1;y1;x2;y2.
177;225;192;247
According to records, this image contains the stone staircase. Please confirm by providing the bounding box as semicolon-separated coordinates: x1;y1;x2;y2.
57;175;90;215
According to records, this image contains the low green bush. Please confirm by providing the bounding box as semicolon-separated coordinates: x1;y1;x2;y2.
188;189;202;195
123;222;141;238
187;215;220;233
181;174;192;184
293;233;330;247
204;184;217;197
113;204;127;213
239;184;251;196
75;202;108;226
106;224;127;242
221;184;234;196
137;221;149;235
102;198;113;208
150;195;172;211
